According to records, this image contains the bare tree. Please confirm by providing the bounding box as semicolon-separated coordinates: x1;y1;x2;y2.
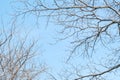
0;27;46;80
13;0;120;80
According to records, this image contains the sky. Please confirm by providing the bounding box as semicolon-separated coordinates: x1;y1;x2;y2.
0;0;120;80
0;1;94;79
0;0;70;77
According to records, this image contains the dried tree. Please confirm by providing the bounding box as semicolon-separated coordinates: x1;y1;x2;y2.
14;0;120;80
0;27;46;80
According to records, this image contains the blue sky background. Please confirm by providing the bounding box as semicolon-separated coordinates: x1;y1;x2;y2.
1;0;120;80
0;0;70;77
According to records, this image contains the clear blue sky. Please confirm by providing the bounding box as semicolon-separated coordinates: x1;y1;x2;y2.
0;0;119;80
0;0;70;77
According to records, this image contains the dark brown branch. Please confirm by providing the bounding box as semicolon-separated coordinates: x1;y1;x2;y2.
75;63;120;80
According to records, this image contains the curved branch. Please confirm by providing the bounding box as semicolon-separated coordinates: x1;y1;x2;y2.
75;63;120;80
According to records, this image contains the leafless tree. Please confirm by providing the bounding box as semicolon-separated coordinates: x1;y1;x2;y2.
13;0;120;80
0;27;46;80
